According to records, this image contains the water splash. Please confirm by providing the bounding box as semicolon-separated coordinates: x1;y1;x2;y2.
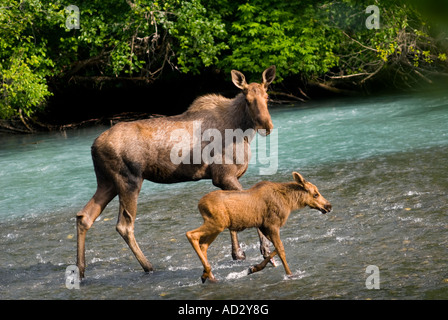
226;269;250;280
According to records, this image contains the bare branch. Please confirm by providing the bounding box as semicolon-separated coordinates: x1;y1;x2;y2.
329;72;370;79
341;31;378;52
360;61;384;84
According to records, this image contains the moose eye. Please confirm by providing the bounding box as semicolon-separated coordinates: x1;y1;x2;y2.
313;193;319;199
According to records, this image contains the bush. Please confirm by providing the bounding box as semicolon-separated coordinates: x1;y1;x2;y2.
216;1;341;81
1;0;446;123
0;0;57;120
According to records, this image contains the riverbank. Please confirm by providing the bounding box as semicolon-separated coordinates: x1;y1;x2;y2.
3;70;447;135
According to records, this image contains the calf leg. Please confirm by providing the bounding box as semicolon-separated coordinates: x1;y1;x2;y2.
230;230;245;260
269;228;292;276
186;225;221;283
249;250;277;274
249;227;291;276
231;229;272;263
257;229;276;267
76;184;117;279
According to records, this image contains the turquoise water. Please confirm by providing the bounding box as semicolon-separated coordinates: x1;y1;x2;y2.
0;92;447;299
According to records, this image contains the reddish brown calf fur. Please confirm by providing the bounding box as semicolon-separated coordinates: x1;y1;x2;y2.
186;171;332;283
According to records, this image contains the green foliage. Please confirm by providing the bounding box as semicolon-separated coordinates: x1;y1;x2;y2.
218;1;341;81
0;0;229;120
0;0;57;119
325;0;448;87
167;0;228;73
1;0;446;121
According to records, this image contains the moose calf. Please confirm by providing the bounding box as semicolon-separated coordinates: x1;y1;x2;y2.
186;171;332;283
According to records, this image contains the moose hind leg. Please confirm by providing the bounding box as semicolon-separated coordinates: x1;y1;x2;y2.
116;189;153;273
187;226;220;283
249;250;277;274
257;229;277;267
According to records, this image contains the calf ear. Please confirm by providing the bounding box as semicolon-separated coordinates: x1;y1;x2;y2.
231;70;248;90
262;65;276;88
292;171;306;187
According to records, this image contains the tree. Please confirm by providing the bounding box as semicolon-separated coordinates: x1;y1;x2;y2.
1;0;447;127
0;0;56;123
322;0;448;91
214;0;341;82
0;0;228;125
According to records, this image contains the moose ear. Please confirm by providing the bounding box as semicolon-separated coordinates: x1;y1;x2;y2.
262;65;276;88
231;70;248;90
292;171;306;187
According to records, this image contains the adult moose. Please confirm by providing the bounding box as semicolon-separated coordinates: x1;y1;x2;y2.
76;66;276;278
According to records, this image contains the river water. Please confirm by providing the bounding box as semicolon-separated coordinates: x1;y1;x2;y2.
0;92;447;300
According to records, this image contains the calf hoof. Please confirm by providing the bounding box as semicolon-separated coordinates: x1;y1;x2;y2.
141;260;154;273
201;275;218;284
201;269;218;284
143;266;154;273
232;249;246;261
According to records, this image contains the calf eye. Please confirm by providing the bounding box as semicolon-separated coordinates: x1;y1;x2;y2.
313;193;319;199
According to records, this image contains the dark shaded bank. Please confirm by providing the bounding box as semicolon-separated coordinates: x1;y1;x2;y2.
41;71;448;127
0;70;228;133
3;67;447;134
9;70;359;131
41;70;234;126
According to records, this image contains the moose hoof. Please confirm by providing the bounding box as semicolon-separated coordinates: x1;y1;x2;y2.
141;261;154;273
232;249;246;261
201;276;218;284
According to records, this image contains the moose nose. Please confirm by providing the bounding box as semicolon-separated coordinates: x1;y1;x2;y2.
264;122;274;136
268;122;274;134
325;203;332;213
258;124;273;136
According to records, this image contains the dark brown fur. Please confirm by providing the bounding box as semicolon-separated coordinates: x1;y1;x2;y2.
186;171;332;283
76;66;276;278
